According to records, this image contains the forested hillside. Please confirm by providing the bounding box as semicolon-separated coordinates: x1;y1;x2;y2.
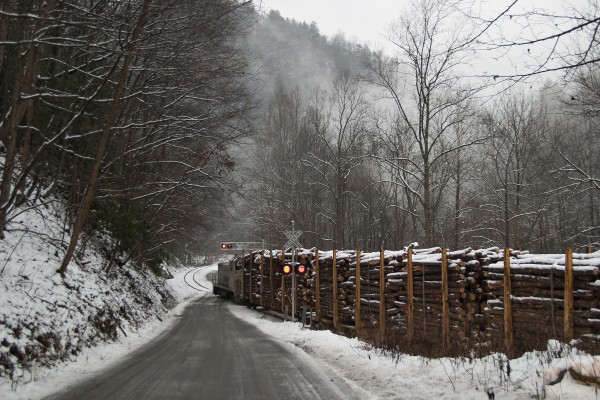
246;10;372;99
0;0;253;271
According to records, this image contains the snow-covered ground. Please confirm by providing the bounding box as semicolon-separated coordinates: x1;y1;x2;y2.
231;292;600;399
0;195;597;399
0;199;181;386
3;264;598;400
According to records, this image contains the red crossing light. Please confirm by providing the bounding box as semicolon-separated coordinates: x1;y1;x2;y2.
220;243;233;250
295;263;307;275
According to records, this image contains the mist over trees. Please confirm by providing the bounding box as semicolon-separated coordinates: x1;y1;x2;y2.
240;0;600;253
3;0;600;271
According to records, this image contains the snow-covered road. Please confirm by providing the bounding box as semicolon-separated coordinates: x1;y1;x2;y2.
43;294;363;400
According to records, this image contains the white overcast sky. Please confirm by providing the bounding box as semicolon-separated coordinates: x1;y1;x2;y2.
254;0;590;79
255;0;404;52
254;1;583;46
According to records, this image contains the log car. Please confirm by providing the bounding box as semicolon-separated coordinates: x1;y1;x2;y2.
213;257;244;302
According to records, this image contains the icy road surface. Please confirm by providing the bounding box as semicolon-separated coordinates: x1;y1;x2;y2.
43;293;364;400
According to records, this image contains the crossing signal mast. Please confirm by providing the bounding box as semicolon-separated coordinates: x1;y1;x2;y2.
282;220;304;321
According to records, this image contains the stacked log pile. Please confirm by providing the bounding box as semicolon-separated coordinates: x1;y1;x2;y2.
482;252;600;351
382;247;500;347
244;250;315;314
245;251;272;308
244;251;274;308
350;251;402;332
313;251;333;323
236;245;599;355
309;247;541;346
313;251;353;325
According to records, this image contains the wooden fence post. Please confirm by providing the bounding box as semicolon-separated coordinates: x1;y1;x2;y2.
269;251;274;309
379;247;386;343
249;251;253;305
407;247;414;342
333;249;339;330
281;251;286;314
315;248;321;321
564;248;574;342
441;248;449;350
260;250;264;306
503;247;514;356
356;249;362;337
242;249;245;302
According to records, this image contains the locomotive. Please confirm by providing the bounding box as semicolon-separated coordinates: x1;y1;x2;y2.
212;241;264;303
212;256;244;302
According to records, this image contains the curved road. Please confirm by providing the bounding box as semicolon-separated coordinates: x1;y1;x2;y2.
45;294;361;400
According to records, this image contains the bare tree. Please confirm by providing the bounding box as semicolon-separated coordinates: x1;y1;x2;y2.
0;0;60;238
245;82;315;247
305;71;371;249
473;0;600;78
91;0;253;269
477;91;552;249
58;0;153;275
368;0;482;246
549;72;600;248
0;0;253;273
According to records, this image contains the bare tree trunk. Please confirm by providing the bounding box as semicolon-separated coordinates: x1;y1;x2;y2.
0;0;8;73
58;0;151;275
453;160;461;249
0;0;55;238
423;162;432;247
504;169;511;248
15;101;33;207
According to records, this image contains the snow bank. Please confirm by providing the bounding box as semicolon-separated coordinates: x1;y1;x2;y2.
0;266;205;399
0;199;180;386
230;303;600;400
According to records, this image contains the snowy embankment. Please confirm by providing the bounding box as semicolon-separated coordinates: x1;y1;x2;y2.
0;198;201;394
231;303;600;400
0;264;205;400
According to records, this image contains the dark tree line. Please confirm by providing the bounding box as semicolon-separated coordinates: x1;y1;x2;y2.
0;0;254;273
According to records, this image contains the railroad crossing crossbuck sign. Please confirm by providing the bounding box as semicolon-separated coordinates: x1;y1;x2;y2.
283;221;302;250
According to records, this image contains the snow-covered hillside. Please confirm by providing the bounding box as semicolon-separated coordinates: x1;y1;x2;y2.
0;199;185;386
